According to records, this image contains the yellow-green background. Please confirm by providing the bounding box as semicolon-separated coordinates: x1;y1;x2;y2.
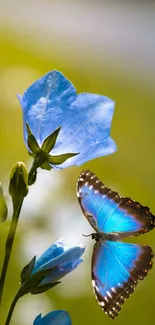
0;1;155;324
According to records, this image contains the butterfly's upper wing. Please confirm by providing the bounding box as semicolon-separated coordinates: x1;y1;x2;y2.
77;170;155;236
92;240;154;319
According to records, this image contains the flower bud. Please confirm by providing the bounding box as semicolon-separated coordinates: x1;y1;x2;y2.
33;310;72;325
9;162;28;199
0;183;8;222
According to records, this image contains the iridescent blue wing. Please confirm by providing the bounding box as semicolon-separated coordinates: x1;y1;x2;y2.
77;170;155;236
92;240;154;318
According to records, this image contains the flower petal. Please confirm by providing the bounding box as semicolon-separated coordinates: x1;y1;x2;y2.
33;310;72;325
39;258;83;286
18;70;76;147
32;238;65;273
33;245;85;273
49;93;116;167
51;136;117;169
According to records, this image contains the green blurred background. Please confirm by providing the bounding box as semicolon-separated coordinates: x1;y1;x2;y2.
0;0;155;324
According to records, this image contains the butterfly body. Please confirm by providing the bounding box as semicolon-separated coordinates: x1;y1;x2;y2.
77;170;155;319
90;232;121;242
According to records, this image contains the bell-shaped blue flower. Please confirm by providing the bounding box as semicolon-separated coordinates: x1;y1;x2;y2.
33;310;72;325
20;238;85;295
17;70;117;169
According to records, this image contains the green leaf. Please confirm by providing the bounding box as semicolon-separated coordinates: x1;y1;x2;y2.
41;126;61;153
40;163;53;171
0;184;8;222
30;281;61;294
26;122;40;154
19;267;60;297
48;152;79;165
28;267;58;286
28;151;35;158
20;256;36;284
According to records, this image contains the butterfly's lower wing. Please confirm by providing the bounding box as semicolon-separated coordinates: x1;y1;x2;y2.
92;240;154;319
77;170;155;236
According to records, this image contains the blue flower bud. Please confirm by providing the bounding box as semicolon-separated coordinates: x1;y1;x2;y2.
20;238;85;296
33;310;72;325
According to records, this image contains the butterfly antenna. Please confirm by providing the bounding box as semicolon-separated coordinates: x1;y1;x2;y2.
82;233;92;237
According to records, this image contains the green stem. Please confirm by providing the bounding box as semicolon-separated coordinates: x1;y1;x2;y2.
0;198;23;304
28;156;42;186
28;160;37;185
0;158;38;303
28;152;49;185
4;290;21;325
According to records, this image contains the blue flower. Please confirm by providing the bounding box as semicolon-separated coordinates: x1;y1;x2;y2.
17;70;117;169
32;238;84;285
33;310;72;325
20;238;85;295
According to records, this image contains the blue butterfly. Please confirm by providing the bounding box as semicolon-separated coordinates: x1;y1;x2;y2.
77;170;155;319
